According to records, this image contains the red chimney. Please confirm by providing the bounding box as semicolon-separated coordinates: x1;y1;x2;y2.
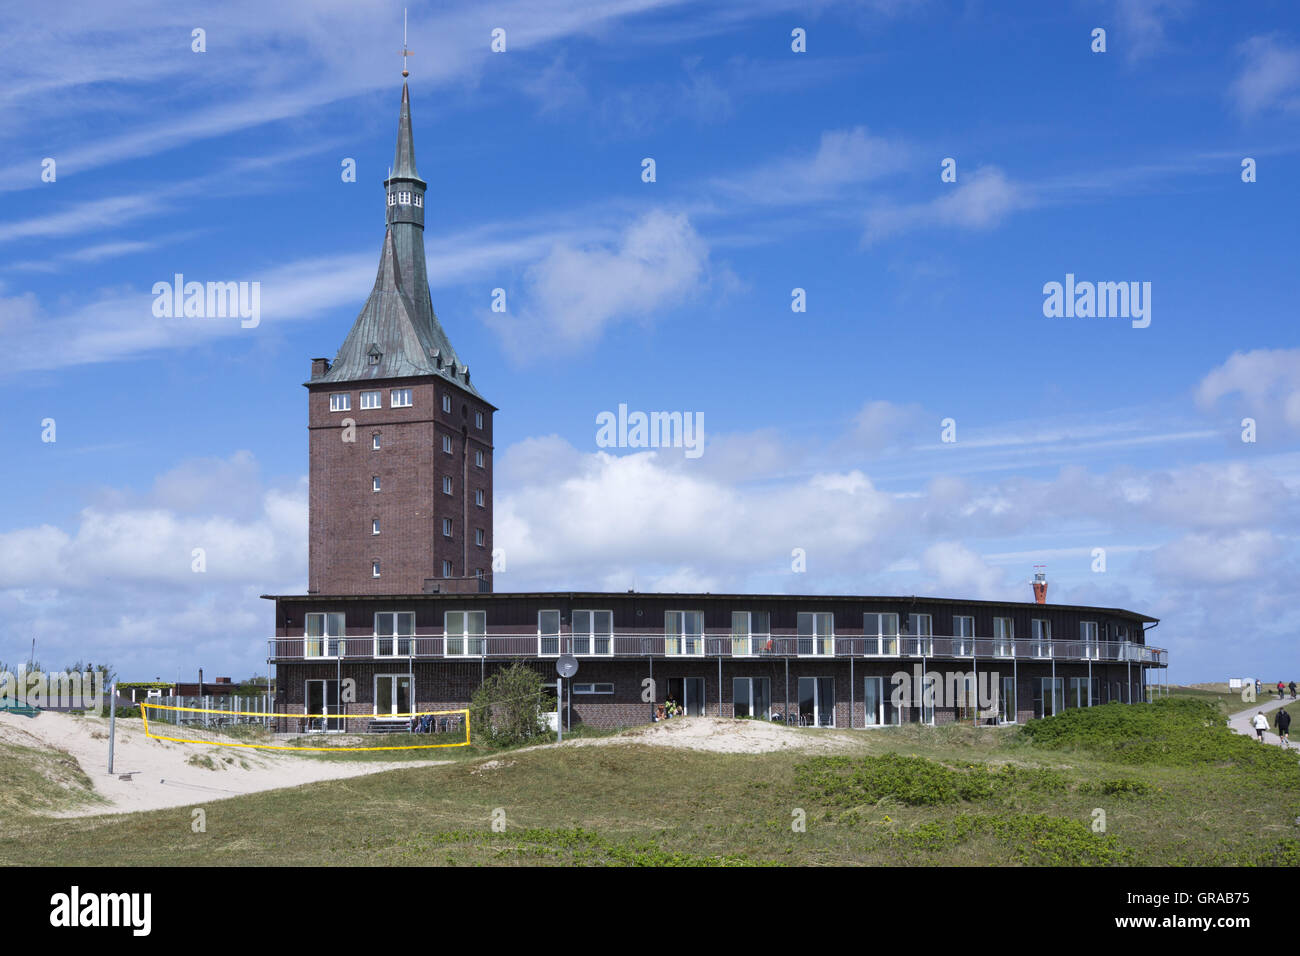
1032;566;1048;604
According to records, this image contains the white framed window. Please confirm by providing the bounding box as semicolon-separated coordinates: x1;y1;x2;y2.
368;351;380;366
906;613;933;655
665;610;704;656
953;615;975;656
398;191;411;205
372;518;380;535
329;393;350;412
442;434;453;454
387;192;396;207
1035;677;1064;718
994;617;1014;657
573;610;613;655
305;612;345;659
475;411;483;429
732;677;771;719
730;611;770;656
475;568;484;578
474;489;485;507
798;676;836;727
797;612;833;656
374;674;412;717
1080;621;1100;660
1031;619;1052;658
574;683;614;695
442;393;451;413
445;610;486;656
413;194;422;207
374;611;415;657
372;433;381;450
475;449;484;468
442;560;453;577
443;517;453;537
475;528;484;546
441;475;452;495
360;390;382;410
862;613;899;655
391;388;412;408
372;476;381;492
863;676;900;727
538;609;561;656
372;560;381;578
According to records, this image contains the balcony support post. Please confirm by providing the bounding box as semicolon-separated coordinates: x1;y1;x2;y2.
850;655;854;730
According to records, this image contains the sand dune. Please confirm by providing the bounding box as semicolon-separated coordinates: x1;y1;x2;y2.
0;711;446;818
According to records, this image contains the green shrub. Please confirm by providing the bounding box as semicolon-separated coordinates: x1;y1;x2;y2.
795;753;1068;808
469;663;555;748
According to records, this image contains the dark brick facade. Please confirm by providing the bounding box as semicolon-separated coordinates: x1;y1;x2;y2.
307;376;493;595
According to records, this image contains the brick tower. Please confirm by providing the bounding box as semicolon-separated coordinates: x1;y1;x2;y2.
306;83;494;595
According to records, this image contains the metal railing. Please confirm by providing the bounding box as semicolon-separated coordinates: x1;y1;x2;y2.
269;633;1167;666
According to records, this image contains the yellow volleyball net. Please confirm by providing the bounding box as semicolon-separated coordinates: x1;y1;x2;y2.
140;702;470;751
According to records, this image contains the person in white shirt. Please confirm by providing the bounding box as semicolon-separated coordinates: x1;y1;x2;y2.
1252;711;1270;741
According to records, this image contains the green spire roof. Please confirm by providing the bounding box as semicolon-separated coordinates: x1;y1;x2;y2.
312;83;483;399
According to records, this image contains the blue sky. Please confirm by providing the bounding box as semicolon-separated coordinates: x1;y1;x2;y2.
1;0;1298;683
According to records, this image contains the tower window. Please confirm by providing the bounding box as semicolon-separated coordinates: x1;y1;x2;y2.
399;191;411;205
372;518;380;535
475;528;485;547
372;476;381;492
372;433;381;450
391;388;412;408
372;561;381;578
360;390;382;409
329;393;351;412
442;435;452;454
442;560;453;578
413;194;422;207
475;411;484;429
475;449;484;468
442;476;453;495
475;489;484;508
387;193;396;207
443;517;453;537
442;393;451;413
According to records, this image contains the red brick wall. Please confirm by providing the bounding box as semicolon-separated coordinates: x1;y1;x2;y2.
307;374;493;595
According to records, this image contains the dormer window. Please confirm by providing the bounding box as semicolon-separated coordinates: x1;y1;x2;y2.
368;352;381;366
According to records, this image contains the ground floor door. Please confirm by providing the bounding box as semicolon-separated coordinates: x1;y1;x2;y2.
863;676;900;726
665;677;706;716
375;674;412;717
1034;677;1064;718
1000;675;1016;724
732;677;771;719
797;676;834;727
305;679;341;732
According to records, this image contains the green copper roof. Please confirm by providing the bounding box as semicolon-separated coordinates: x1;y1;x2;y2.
312;84;483;398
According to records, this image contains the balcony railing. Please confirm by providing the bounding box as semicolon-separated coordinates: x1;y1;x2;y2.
270;633;1168;666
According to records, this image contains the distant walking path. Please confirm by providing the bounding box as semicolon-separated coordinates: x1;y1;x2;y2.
1228;693;1297;749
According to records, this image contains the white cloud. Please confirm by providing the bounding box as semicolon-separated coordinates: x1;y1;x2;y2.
486;209;711;358
1196;348;1300;429
1231;35;1300;117
1151;530;1282;585
864;167;1029;244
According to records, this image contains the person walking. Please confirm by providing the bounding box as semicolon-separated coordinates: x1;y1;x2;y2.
1278;708;1292;748
1290;681;1296;700
1253;711;1270;741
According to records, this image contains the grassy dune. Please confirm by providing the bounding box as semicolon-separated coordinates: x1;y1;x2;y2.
2;698;1296;866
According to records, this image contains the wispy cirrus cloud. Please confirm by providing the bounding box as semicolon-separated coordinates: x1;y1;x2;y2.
1230;34;1300;118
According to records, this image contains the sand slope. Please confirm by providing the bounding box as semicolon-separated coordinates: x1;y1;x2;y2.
0;711;446;818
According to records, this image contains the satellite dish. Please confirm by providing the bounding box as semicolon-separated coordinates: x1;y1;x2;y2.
556;655;579;679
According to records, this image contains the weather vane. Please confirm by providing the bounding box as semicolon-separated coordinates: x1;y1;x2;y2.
401;8;413;78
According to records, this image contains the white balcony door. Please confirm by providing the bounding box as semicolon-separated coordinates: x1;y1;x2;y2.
954;615;974;656
375;675;412;717
863;613;899;656
374;612;414;657
665;611;704;656
1031;619;1051;658
994;617;1014;657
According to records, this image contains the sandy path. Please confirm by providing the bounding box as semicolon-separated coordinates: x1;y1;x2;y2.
547;717;864;755
1227;695;1299;750
0;711;448;818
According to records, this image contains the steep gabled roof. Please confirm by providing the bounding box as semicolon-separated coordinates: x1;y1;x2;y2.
311;83;483;398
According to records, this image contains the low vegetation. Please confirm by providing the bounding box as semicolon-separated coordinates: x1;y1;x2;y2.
1;693;1296;865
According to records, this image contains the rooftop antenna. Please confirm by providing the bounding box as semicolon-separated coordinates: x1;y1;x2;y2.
400;8;413;78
